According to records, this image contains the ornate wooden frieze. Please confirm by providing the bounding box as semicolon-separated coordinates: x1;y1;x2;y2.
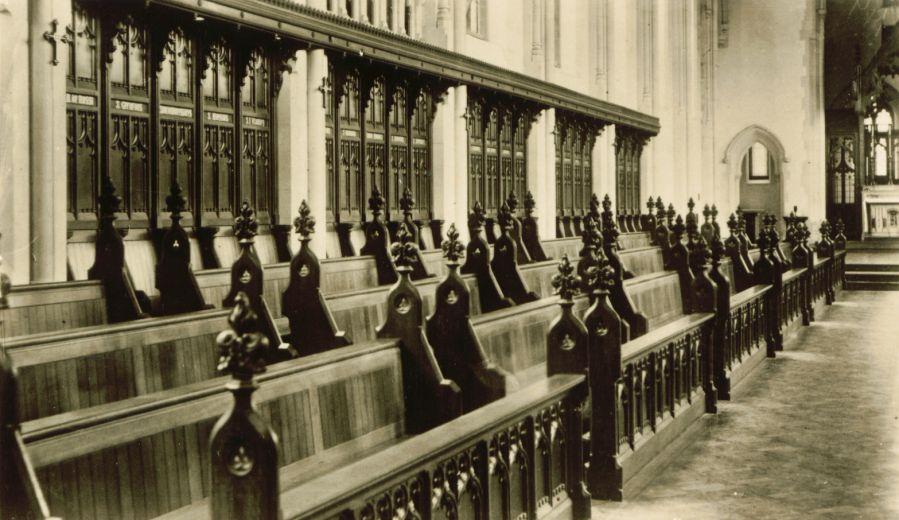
467;89;541;217
554;110;604;222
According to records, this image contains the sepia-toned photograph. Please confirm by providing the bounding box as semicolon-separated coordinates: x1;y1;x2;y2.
0;0;895;518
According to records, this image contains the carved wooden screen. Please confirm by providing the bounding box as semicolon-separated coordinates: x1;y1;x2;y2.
365;75;388;219
325;65;336;225
581;131;595;211
337;67;363;223
467;97;485;210
499;111;514;206
388;82;409;220
107;19;151;228
513;114;528;203
66;4;102;229
239;47;273;225
411;88;433;220
555;113;599;216
157;27;196;225
200;37;236;225
614;130;646;215
555;126;563;220
484;107;500;215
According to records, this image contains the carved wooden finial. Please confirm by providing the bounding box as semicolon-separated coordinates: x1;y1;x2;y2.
590;193;601;217
98;175;123;220
582;215;599;250
711;205;718;222
293;200;315;240
368;185;386;216
689;235;711;270
399;186;415;215
666;204;676;226
217;292;269;381
441;223;465;264
469;201;486;230
523;191;537;217
819;219;831;242
702;204;711;223
686;206;699;238
709;230;726;266
233;203;257;245
506;191;520;212
756;218;769;250
166;181;187;223
601;194;612;213
391;224;418;269
835;218;846;238
727;213;738;234
497;202;513;231
687;197;696;217
552;254;580;302
655;197;666;220
647;197;655;214
672;214;686;239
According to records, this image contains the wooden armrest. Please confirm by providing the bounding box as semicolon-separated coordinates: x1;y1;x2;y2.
783;268;806;283
279;375;585;519
729;285;771;308
622;313;715;362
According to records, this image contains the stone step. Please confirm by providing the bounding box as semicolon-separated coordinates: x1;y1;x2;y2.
846;271;899;282
845;280;899;291
845;264;899;272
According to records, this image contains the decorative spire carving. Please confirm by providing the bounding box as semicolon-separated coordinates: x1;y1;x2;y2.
497;202;513;231
551;254;580;302
166;181;187;222
655;197;666;222
293;200;315;240
391;225;418;269
523;191;538;217
702;204;711;225
368;185;386;216
666;204;676;226
399;186;415;215
686;198;696;227
711;205;718;224
99;175;123;220
234;201;258;244
216;292;268;380
689;235;711;271
441;223;464;264
506;192;520;213
468;201;486;230
589;193;602;221
671;214;686;241
647;197;656;216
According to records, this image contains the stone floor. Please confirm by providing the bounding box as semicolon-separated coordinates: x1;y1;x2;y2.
592;290;899;519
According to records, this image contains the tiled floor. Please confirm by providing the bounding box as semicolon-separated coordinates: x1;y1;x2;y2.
592;290;899;520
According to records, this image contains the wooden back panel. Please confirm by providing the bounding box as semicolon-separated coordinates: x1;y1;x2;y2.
9;310;230;422
28;343;404;520
2;281;106;338
619;232;653;249
620;246;665;277
475;297;591;388
625;272;685;330
124;239;160;297
539;237;580;260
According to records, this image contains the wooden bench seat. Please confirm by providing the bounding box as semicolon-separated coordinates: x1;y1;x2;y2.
619;245;665;277
5;258;567;423
625;271;686;330
24;341;405;520
618;231;654;250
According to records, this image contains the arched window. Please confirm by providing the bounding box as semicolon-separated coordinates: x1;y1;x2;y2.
864;106;895;183
467;0;487;38
741;142;774;182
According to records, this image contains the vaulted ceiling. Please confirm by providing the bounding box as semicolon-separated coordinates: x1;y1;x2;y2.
825;0;899;110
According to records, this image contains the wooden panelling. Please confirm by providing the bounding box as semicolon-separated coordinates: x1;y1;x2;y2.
619;232;653;249
626;272;685;330
620;246;665;277
29;345;404;520
2;281;106;338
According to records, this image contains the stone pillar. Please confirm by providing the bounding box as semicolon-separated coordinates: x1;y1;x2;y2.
0;0;32;284
307;49;328;257
277;50;308;247
540;108;556;238
453;85;470;242
432;87;457;238
29;0;69;282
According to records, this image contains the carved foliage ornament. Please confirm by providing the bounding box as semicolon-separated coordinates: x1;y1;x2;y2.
293;199;315;239
552;254;580;301
216;292;268;380
441;223;465;264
